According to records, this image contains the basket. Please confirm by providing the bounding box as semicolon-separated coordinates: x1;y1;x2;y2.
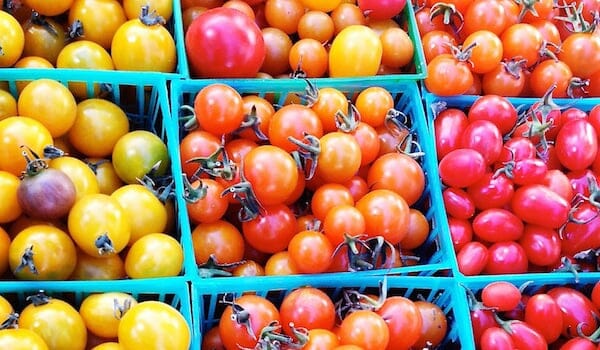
170;78;457;280
191;274;471;349
0;277;193;349
0;69;197;281
0;5;186;79
172;2;427;82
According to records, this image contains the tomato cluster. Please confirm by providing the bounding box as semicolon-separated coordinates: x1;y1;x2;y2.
0;0;177;74
176;80;440;277
466;278;600;349
433;91;600;276
0;289;190;350
0;77;184;281
201;278;451;350
181;0;417;78
419;0;600;97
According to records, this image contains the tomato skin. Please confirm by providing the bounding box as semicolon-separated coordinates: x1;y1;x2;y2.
481;281;521;311
555;119;598;171
112;130;169;185
510;184;570;229
448;217;473;252
456;241;488;276
357;0;406;20
483;241;528;274
561;202;600;256
186;7;265;77
467;172;514;210
367;152;425;206
443;187;475;220
355;189;409;245
480;327;515;350
316;132;362;184
496;136;536;165
242;204;297;254
194;83;244;136
506;320;547;350
376;296;422;350
472;208;524;243
471;306;496;349
329;25;382;77
425;54;474;96
547;287;600;337
524;293;563;343
467;95;518;135
338;310;389;350
519;225;561;267
0;116;54;177
460;119;503;165
279;287;335;335
288;230;334;274
559;337;598;350
438;148;486;188
0;328;49;350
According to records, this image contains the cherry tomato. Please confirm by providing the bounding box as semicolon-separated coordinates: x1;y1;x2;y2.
483;241;528;274
288;230;334;273
0;9;25;67
194;83;244;136
112;130;169;184
338;310;389;350
510;184;570;229
279;287;335;335
438;148;486;188
524;293;563;343
481;281;521;311
219;295;279;349
367;152;425;206
329;25;382;77
425;54;474;96
355;189;409;245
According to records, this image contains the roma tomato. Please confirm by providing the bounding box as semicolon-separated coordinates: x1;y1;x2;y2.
467;95;518;135
472;208;524;242
510;184;570;229
547;287;600;337
186;7;265;78
483;241;528;274
433;108;469;159
518;225;561;267
329;25;382;77
443;187;475;220
524;293;563;343
555;119;598;171
481;281;521;311
438;148;486;188
460;119;503;165
448;217;473;252
480;327;515;350
561;202;600;256
457;241;489;276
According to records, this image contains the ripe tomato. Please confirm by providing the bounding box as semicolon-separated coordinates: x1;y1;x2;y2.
323;204;365;246
297;10;335;43
529;59;573;98
0;89;17;121
422;30;457;63
481;60;527;97
518;225;561;267
558;32;600;79
438;148;486;188
413;300;448;348
279;287;335;335
472;208;524;242
264;250;300;275
68;98;130;158
80;292;138;339
483;241;528;274
315;132;362;184
462;30;503;74
49;156;100;202
194;83;244;136
311;183;354;220
70;249;126;280
457;240;489;274
466;172;514;209
125;233;183;278
260;27;293;76
112;184;167;243
268;104;323;152
288;38;329;77
0;11;24;67
501;23;543;67
288;230;334;273
460;120;503;165
448;217;473;252
242;204;297;254
68;193;131;258
0;328;49;350
0;170;22;223
192;219;244;265
425;54;474;96
510;184;570;229
219;294;280;349
186;7;265;78
380;27;414;69
338;310;389;350
331;3;366;35
123;0;173;21
111;16;176;72
467;95;518;135
187;179;228;224
329;25;382;77
524;293;563;343
547;287;600;337
119;301;191;350
367;152;425;205
355;189;409;245
112;130;170;184
433;108;469;159
20;295;87;350
354;86;394;128
68;0;127;49
179;130;221;178
22;15;66;66
479;327;515;350
9;224;77;280
376;296;422;349
481;281;521;311
462;0;509;36
303;329;339;350
555;119;598;171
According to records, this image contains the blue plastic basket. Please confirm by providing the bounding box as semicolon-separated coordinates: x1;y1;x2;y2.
170;78;456;280
0;277;193;349
0;69;196;281
191;274;471;349
172;2;426;82
0;6;186;78
457;272;600;350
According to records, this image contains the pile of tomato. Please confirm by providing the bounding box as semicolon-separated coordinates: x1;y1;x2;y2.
418;0;600;97
0;0;177;74
0;289;190;350
465;278;600;349
181;0;416;78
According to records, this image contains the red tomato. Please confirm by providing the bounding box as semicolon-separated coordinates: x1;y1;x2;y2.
443;187;475;220
467;172;514;210
424;54;474;96
510;184;570;229
279;287;335;335
357;0;406;20
472;208;524;242
194;83;244;136
467;95;518;135
481;281;521;311
456;241;489;276
524;293;563;343
460;119;503;165
367;152;425;206
242;204;297;254
433;108;469;159
338;310;389;350
480;327;515;350
219;295;280;349
555;119;598;171
518;225;561;267
376;296;422;349
483;241;528;274
185;7;266;77
438;148;486;188
448;217;473;252
288;229;334;274
547;287;600;337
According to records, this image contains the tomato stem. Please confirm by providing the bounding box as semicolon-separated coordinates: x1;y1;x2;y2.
19;145;48;178
429;2;464;33
220;294;256;341
0;313;19;330
67;19;84;39
233;105;269;141
514;0;540;22
112;298;133;320
197;254;246;278
221;163;264;222
15;245;38;275
95;233;116;255
26;290;50;306
554;1;595;33
294;79;319;106
567;77;590;99
335;103;360;133
551;256;581;283
29;11;58;37
187;145;236;181
139;5;165;26
182;175;207;203
288;134;321;180
179;105;198;131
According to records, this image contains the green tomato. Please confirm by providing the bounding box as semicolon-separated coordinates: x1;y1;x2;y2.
112;130;169;184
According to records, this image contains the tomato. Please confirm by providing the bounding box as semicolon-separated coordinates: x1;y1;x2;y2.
0;9;24;67
279;287;335;335
433;108;469;159
329;25;382;77
467;95;518;136
559;33;600;79
357;0;406;20
194;83;244;136
119;301;191;350
186;7;265;77
481;281;521;311
68;193;131;257
21;15;66;66
300;0;340;11
298;10;335;43
0;170;22;223
315;132;361;184
0;89;17;121
70;249;126;280
463;0;509;36
179;130;221;178
68;0;127;49
260;27;292;76
482;60;527;97
460;120;503;166
443;187;475;220
264;250;300;275
288;38;329;78
11;57;54;96
242;145;299;206
264;0;304;34
331;3;366;35
49;156;100;202
529;59;573;98
467;172;514;210
472;208;524;242
321;204;364;247
483;241;528;274
9;224;76;280
186;179;228;224
192;219;244;265
547;287;600;337
112;130;170;184
502;320;547;350
555;119;598;171
561;201;600;256
518;225;561;267
376;296;422;349
68;99;130;158
524;293;563;343
511;184;570;229
303;328;339;350
123;0;173;21
0;328;48;350
111;16;176;72
501;23;543;67
125;233;182;278
20;294;87;349
242;203;297;254
355;189;409;244
438;148;486;188
480;327;515;350
288;230;334;273
462;30;503;74
339;310;389;350
355;86;394;128
421;30;457;63
367;152;424;205
219;294;279;349
424;54;474;96
268;104;323;152
541;169;573;201
80;292;138;339
448;217;473;253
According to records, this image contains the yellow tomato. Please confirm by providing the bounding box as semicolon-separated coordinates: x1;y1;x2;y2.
328;25;382;77
0;328;49;350
70;248;126;280
91;343;124;350
0;116;53;177
124;233;182;278
80;292;138;339
0;171;22;223
49;156;100;202
0;89;17;121
0;227;10;277
69;0;128;49
123;0;173;21
0;11;24;67
301;0;341;11
111;184;167;243
13;57;55;95
85;158;126;195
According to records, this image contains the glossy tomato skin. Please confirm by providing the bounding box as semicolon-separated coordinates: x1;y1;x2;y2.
456;241;488;276
433;108;469;159
186;7;265;77
547;287;600;337
279;287;335;335
524;293;563;343
460;120;503;165
483;241;528;274
506;320;547;350
443;187;475;220
438;148;486;188
467;172;514;210
467;95;517;135
561;202;600;256
510;184;570;229
555;119;598;171
472;208;524;243
480;327;515;350
357;0;406;20
519;225;561;267
481;281;521;311
448;217;473;252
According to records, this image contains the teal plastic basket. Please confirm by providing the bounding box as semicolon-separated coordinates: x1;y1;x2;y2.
173;2;426;82
170;78;457;280
0;6;186;78
191;274;470;349
0;69;196;281
0;277;193;349
457;272;600;350
423;90;600;278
